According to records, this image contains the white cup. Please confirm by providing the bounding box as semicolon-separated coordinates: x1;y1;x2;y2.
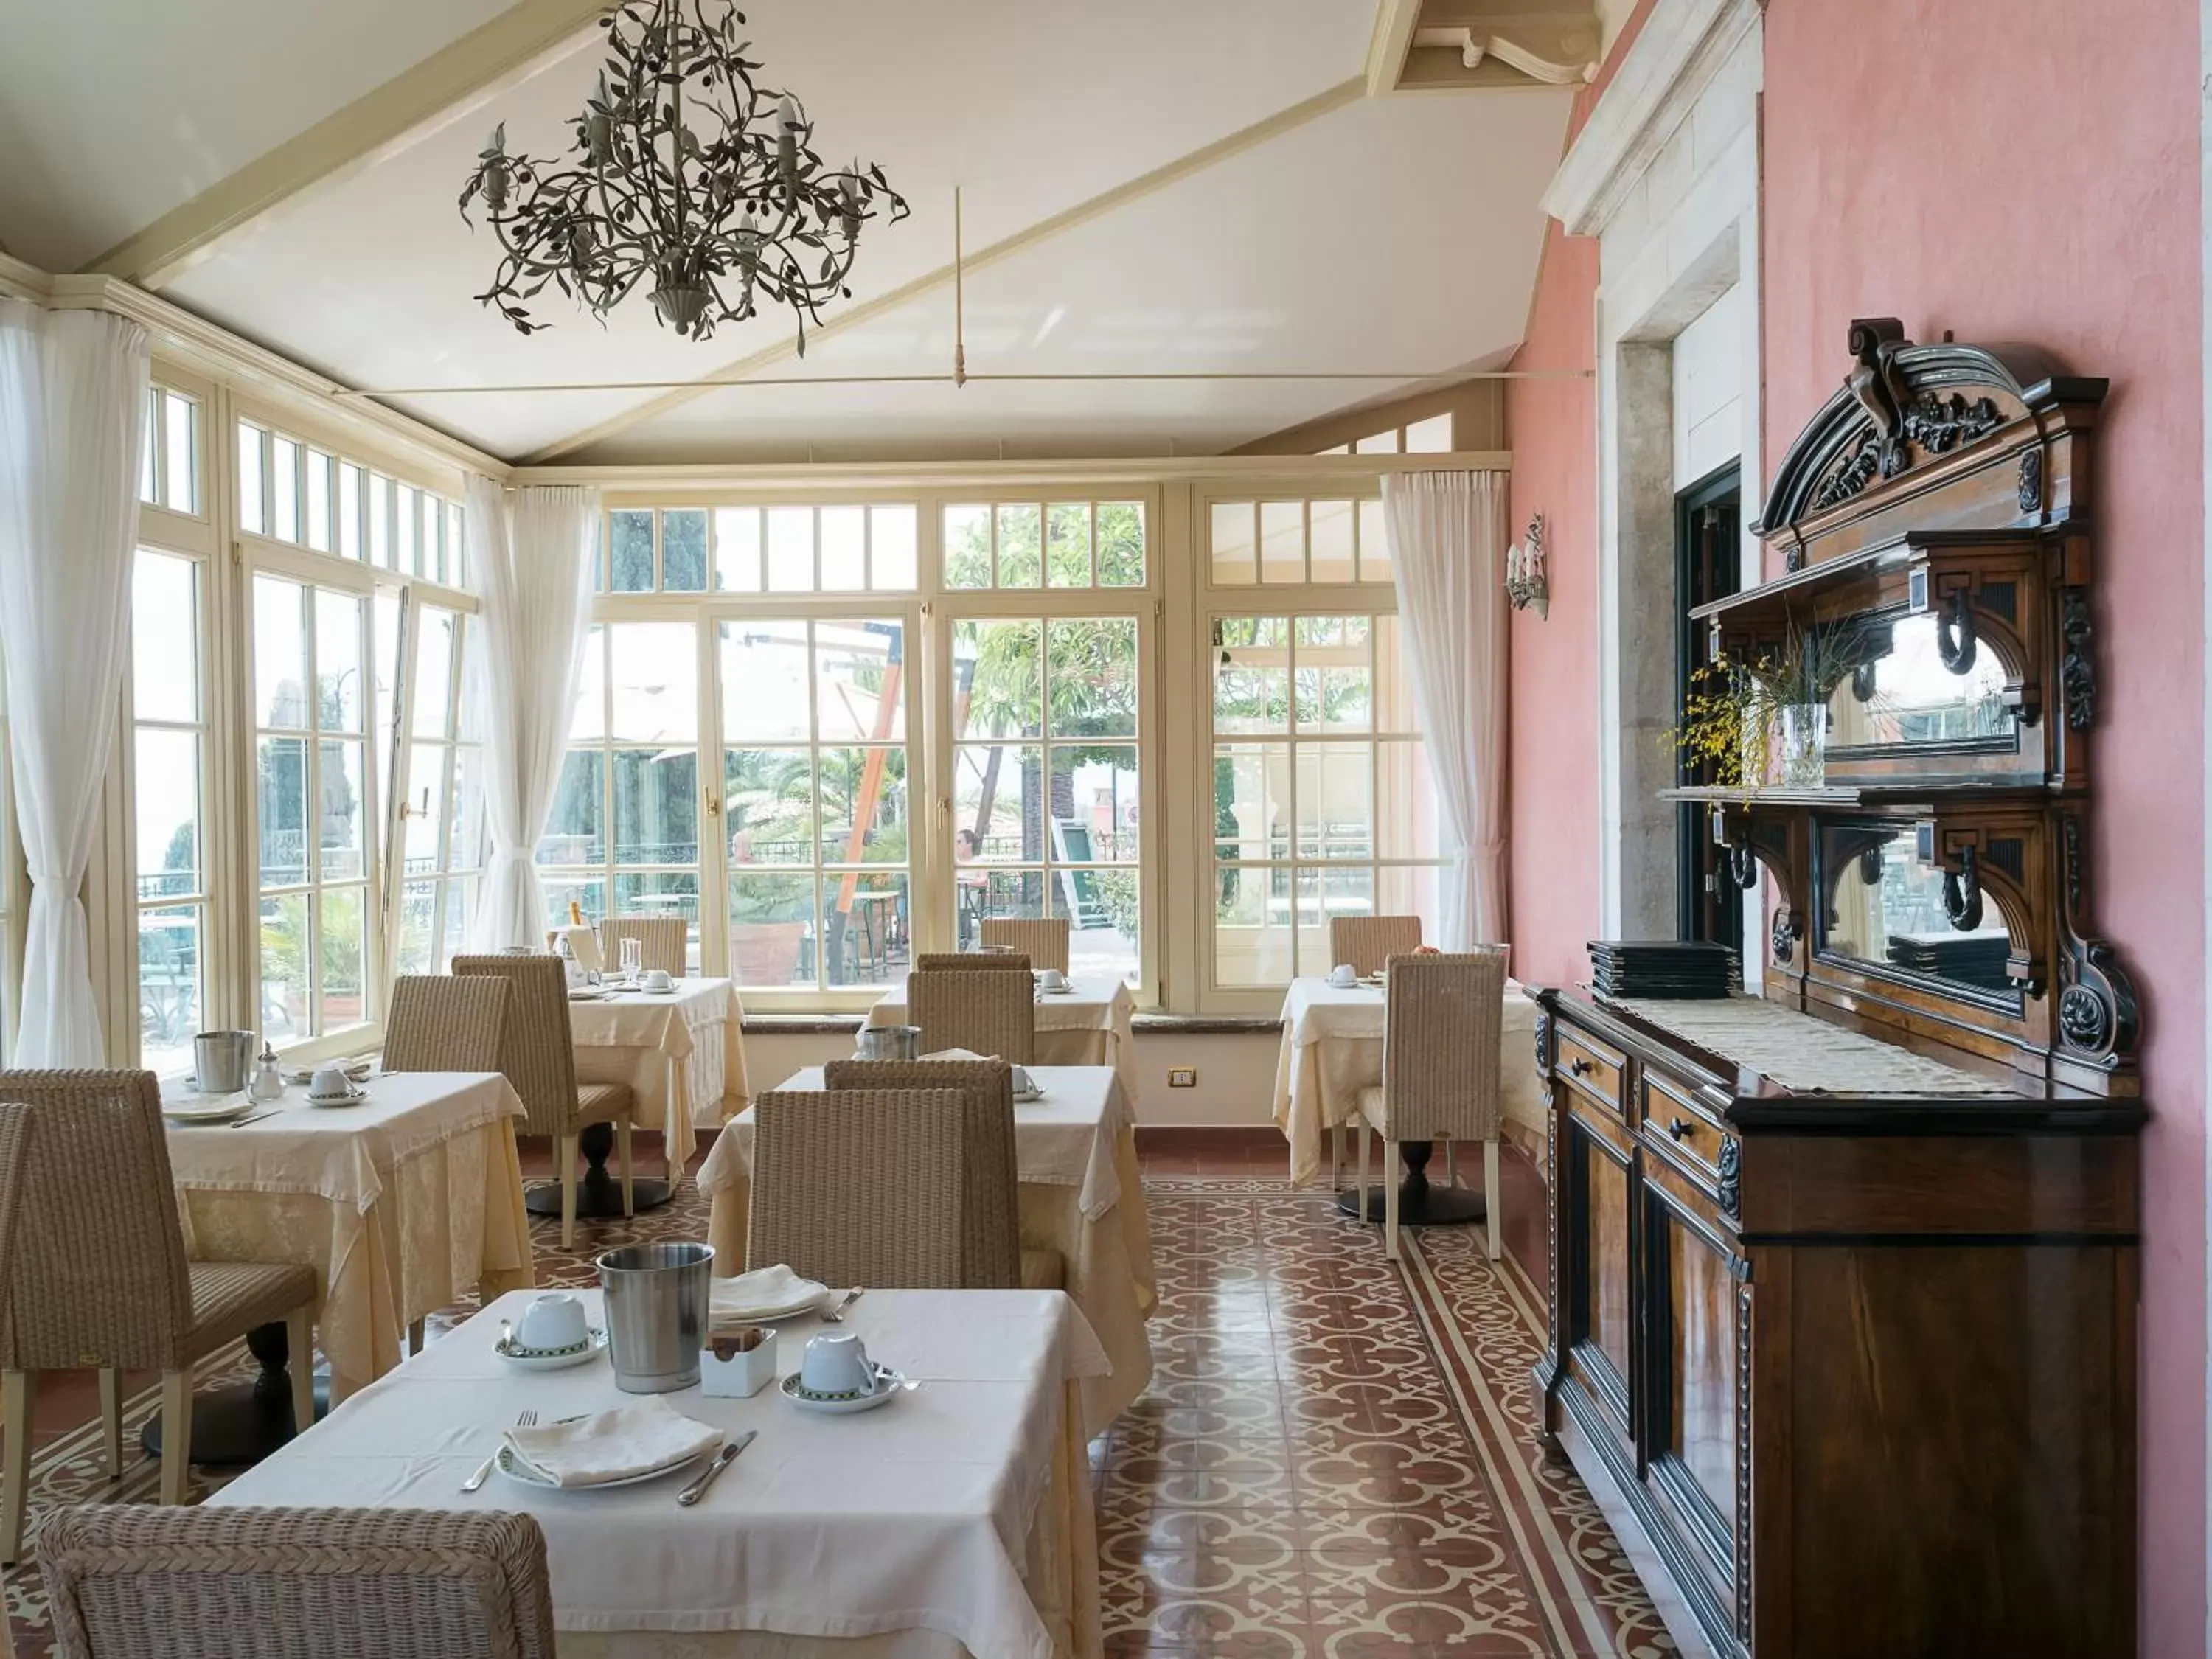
642;968;673;992
799;1330;872;1397
1327;964;1358;988
309;1065;352;1100
1037;968;1067;992
516;1292;590;1353
1012;1064;1037;1096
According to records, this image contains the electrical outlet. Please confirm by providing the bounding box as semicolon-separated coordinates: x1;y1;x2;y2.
1167;1067;1198;1088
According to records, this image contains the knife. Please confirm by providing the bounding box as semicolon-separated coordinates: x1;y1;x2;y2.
677;1430;757;1506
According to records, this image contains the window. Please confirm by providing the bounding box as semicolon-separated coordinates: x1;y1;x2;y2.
602;505;919;594
237;422;465;584
1208;498;1391;587
392;605;487;975
1319;411;1453;456
132;550;209;1074
942;501;1144;591
1209;613;1442;987
720;618;911;991
139;388;200;515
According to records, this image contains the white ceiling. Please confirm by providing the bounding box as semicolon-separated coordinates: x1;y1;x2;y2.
0;1;1572;465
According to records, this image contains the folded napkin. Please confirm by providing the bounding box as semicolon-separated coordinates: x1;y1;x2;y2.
711;1263;828;1323
920;1047;988;1062
503;1399;720;1489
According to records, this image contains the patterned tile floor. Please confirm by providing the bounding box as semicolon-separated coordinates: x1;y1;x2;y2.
3;1135;1669;1658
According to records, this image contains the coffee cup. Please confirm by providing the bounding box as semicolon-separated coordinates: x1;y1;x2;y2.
642;968;673;992
1037;968;1067;992
309;1065;353;1100
516;1292;591;1353
1327;964;1358;987
799;1330;872;1397
1012;1064;1037;1097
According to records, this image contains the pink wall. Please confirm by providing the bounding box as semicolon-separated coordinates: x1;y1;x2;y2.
1762;0;2205;1646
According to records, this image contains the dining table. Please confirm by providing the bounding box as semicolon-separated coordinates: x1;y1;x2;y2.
1273;973;1549;1210
565;975;751;1216
158;1069;535;1461
866;973;1138;1098
700;1064;1154;1439
209;1286;1110;1659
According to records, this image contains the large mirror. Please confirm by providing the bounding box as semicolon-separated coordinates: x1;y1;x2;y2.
1826;612;2014;753
1820;824;2018;1002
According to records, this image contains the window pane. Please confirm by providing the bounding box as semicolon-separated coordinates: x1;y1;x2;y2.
663;509;708;591
1377;739;1443;862
819;506;865;591
451;744;487;873
316;589;365;733
714;507;762;591
612;872;700;972
163;394;195;515
1295;619;1371;733
1310;500;1355;582
404;743;451;872
540;749;605;867
824;872;905;989
1404;412;1454;453
1357;498;1390;583
1213;617;1288;734
133;551;198;723
609;508;655;591
608;622;698;744
1304;867;1374;973
369;474;391;566
319;739;368;879
238;423;265;535
136;728;201;896
1377;863;1441;925
413;606;456;737
870;505;917;588
766;507;813;591
1214;743;1288;862
1049;745;1138;863
954;619;1041;740
995;504;1041;588
729;873;815;987
1099;501;1145;587
815;619;905;743
720;621;811;743
272;436;301;542
571;626;606;742
1296;745;1371;861
254;576;308;727
818;748;907;866
393;484;417;574
257;737;309;885
955;744;1041;863
397;880;438;977
138;905;201;1074
1046;503;1091;588
259;892;310;1041
443;874;476;963
1259;501;1304;583
1354;430;1400;455
338;465;363;558
725;750;813;865
141;393;158;504
543;874;607;933
374;591;403;813
612;748;698;866
1211;501;1254;585
1047;617;1137;739
319;885;369;1032
944;504;990;589
1065;866;1138;984
304;450;333;550
1214;866;1292;987
448;502;469;587
1372;616;1419;732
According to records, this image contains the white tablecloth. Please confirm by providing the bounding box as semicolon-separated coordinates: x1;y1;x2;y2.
163;1071;534;1399
701;1066;1153;1438
867;978;1137;1099
1272;976;1548;1187
210;1287;1109;1659
571;978;751;1176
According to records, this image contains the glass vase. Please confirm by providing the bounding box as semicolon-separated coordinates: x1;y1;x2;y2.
1776;703;1827;789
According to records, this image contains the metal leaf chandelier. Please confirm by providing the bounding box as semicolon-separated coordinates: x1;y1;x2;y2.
458;0;909;347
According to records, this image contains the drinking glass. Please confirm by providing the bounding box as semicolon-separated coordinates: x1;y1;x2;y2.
621;937;642;984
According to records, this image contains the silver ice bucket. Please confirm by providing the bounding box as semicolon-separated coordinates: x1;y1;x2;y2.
597;1241;714;1393
856;1023;922;1060
193;1031;254;1094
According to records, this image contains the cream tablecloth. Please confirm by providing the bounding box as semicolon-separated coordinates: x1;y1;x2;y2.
571;978;751;1177
1272;976;1548;1187
164;1071;534;1400
701;1065;1153;1439
210;1287;1109;1659
868;978;1138;1099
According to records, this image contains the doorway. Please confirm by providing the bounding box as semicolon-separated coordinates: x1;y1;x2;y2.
1674;462;1741;954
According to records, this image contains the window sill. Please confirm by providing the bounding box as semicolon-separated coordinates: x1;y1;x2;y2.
1131;1013;1282;1035
740;1014;866;1036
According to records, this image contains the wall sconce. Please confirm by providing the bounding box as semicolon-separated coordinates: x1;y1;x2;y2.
1506;512;1549;619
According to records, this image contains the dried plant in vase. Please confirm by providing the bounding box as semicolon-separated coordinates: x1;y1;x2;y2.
1674;618;1880;791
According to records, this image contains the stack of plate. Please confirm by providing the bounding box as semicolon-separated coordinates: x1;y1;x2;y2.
1887;932;2012;978
1587;940;1739;1000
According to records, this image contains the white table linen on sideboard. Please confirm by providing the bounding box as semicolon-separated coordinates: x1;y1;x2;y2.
1272;976;1546;1187
163;1071;534;1399
700;1065;1154;1438
209;1287;1109;1659
570;978;751;1175
867;977;1137;1098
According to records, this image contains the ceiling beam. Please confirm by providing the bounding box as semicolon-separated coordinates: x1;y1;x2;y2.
89;0;610;289
521;74;1368;465
1366;0;1423;95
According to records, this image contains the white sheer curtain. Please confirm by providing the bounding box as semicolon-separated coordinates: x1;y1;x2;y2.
1382;470;1509;948
0;302;150;1064
466;478;599;950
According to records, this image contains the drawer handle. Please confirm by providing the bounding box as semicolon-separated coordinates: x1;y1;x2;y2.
1569;1057;1595;1077
1667;1116;1694;1141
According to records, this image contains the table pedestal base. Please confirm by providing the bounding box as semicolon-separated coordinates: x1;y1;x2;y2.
524;1120;674;1219
1335;1141;1487;1226
141;1321;324;1467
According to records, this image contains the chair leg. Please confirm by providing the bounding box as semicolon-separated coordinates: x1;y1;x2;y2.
1330;1124;1344;1189
1355;1123;1371;1225
557;1134;578;1249
286;1306;316;1439
407;1318;426;1354
1484;1139;1503;1262
159;1369;194;1506
617;1119;636;1218
1;1371;32;1565
1383;1156;1401;1262
1445;1140;1458;1189
98;1368;123;1478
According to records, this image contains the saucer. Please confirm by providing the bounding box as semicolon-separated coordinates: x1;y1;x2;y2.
781;1371;897;1415
306;1086;369;1108
1037;985;1074;996
1012;1086;1046;1103
638;985;678;996
495;1327;609;1372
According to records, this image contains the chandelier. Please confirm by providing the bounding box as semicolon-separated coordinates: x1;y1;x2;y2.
458;0;909;347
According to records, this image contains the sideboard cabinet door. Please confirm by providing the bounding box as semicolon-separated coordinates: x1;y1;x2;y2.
1558;1098;1638;1456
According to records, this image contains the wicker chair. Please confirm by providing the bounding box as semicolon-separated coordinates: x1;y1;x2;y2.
912;953;1032;973
451;956;634;1248
383;974;512;1074
748;1090;968;1289
907;969;1035;1063
0;1105;29;1659
0;1071;319;1560
1329;915;1424;976
1354;951;1507;1262
823;1060;1034;1287
596;915;689;977
38;1505;556;1659
979;918;1070;975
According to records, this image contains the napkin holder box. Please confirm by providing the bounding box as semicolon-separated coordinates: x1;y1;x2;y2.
701;1332;777;1397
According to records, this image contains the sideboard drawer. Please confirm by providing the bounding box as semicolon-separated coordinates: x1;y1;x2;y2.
1641;1074;1731;1189
1555;1027;1627;1113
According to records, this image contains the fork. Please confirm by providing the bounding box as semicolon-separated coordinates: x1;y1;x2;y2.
462;1409;535;1492
821;1287;866;1324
